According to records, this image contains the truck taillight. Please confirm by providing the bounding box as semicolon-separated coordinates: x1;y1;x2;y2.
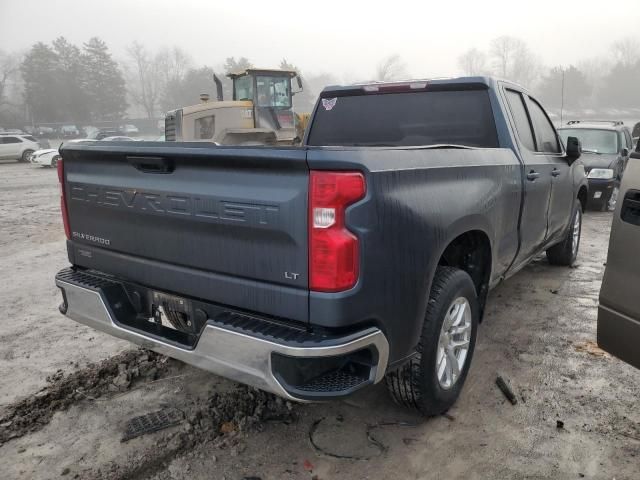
309;171;365;292
57;159;71;240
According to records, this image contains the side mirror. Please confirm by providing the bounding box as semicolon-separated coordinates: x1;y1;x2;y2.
565;136;582;163
621;147;629;158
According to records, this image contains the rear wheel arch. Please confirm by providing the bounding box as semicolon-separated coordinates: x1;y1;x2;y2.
435;229;492;317
577;185;588;212
20;148;34;162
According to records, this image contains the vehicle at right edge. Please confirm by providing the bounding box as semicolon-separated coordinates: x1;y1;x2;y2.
558;121;634;211
597;139;640;370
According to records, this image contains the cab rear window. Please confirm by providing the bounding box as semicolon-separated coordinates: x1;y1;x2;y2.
307;89;498;148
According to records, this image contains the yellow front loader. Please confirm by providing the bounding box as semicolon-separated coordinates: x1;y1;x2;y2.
165;68;305;146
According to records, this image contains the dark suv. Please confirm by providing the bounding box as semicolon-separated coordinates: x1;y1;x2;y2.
558;121;635;210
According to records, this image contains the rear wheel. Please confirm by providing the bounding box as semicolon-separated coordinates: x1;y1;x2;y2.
21;149;34;163
386;266;479;416
546;200;582;266
51;155;60;168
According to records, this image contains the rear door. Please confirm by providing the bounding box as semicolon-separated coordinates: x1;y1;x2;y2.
598;153;640;369
0;136;21;159
503;89;553;263
525;96;573;240
61;142;310;322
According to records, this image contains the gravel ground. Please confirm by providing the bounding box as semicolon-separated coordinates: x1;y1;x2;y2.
0;162;638;479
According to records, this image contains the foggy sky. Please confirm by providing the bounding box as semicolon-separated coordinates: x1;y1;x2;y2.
1;0;639;81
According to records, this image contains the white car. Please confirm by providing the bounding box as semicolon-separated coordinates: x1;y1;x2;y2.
101;136;136;141
0;134;42;162
121;124;139;136
30;148;61;167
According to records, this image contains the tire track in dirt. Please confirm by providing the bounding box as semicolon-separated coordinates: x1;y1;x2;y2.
0;349;170;445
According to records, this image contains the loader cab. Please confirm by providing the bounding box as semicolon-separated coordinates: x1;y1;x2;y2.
228;69;300;134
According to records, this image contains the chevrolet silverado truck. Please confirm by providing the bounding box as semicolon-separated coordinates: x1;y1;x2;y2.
55;77;588;416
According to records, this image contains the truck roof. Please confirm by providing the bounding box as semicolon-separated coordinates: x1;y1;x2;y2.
320;76;528;96
558;120;629;132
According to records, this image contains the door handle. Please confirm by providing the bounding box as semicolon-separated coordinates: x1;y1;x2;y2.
527;171;540;181
551;169;561;177
127;156;174;174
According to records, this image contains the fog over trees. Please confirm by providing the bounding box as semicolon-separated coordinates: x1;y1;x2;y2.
0;34;639;127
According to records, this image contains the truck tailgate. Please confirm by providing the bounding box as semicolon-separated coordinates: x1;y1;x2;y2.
61;143;309;322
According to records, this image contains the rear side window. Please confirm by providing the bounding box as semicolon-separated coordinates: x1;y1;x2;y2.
527;97;561;153
307;89;498;148
505;90;536;151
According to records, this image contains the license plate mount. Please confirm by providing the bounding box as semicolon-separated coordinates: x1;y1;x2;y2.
150;291;196;334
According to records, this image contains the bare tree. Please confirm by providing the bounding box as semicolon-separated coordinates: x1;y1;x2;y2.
0;50;20;107
125;42;163;118
375;54;408;82
457;48;487;76
490;36;520;78
156;46;192;87
489;36;539;87
612;37;640;66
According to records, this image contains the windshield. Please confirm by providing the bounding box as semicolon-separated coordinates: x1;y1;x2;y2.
307;89;499;147
559;128;619;154
233;75;253;101
256;75;291;108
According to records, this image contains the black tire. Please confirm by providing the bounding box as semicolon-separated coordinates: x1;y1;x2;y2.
386;266;479;416
546;200;582;266
51;155;60;168
21;149;34;163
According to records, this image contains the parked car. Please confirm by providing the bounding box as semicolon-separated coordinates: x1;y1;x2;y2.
632;121;640;145
598;138;640;369
0;134;43;162
87;128;123;140
120;124;139;136
55;77;587;415
36;126;55;138
30;148;61;167
81;126;99;138
60;125;80;138
101;136;136;141
558;121;634;211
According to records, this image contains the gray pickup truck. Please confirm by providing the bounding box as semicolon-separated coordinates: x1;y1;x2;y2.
55;77;588;416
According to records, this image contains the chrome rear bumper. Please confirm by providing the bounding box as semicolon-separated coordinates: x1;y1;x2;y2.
56;273;389;401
